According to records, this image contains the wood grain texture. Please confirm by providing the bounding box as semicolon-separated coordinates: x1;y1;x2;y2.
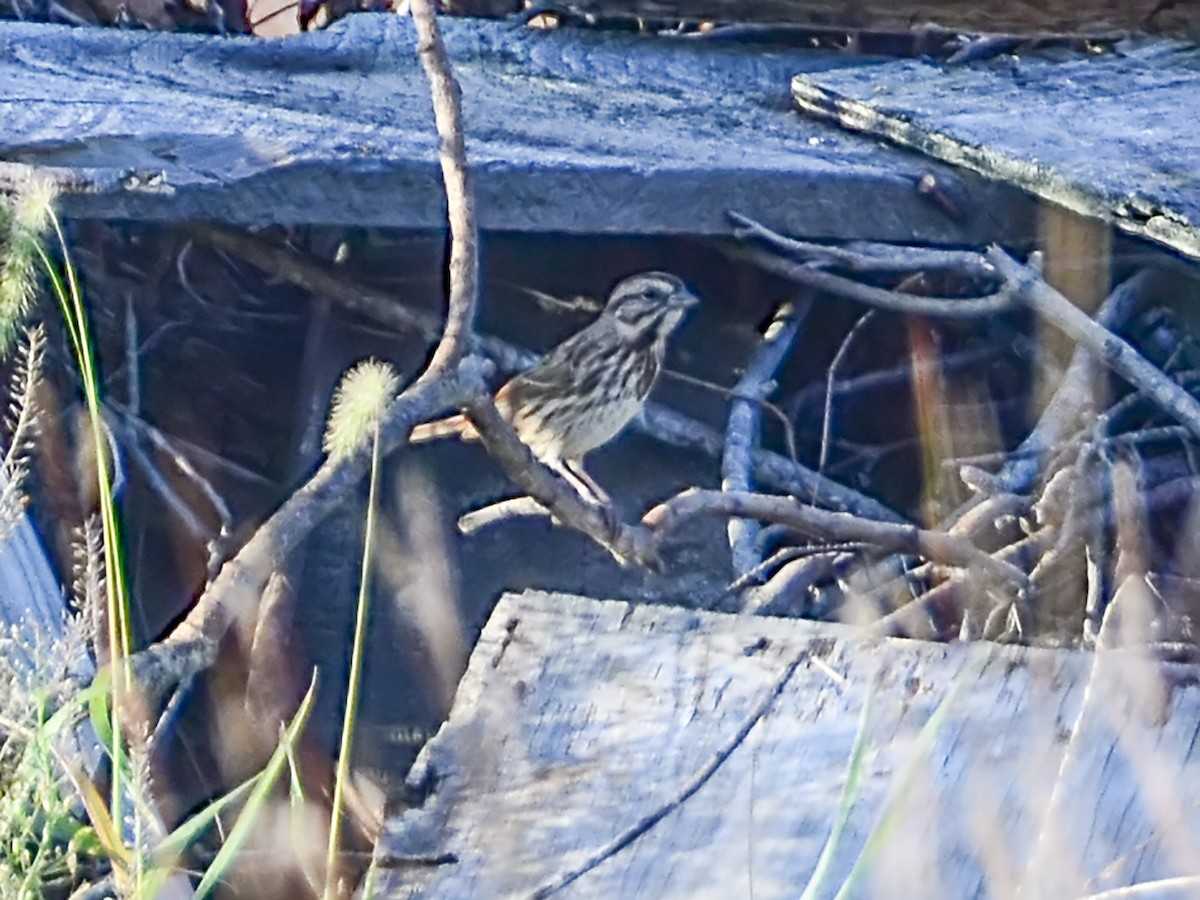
0;16;1032;242
374;590;1200;898
791;41;1200;259
0;474;75;672
551;0;1200;36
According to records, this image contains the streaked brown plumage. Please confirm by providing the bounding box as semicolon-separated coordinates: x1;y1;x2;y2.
409;271;698;502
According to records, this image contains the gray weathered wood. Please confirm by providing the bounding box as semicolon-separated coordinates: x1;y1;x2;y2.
0;16;1032;242
792;41;1200;259
553;0;1200;36
0;474;74;672
375;590;1200;898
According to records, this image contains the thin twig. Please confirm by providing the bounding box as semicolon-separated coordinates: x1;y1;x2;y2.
116;425;210;545
866;529;1049;638
722;300;807;577
107;404;234;534
410;0;478;379
987;266;1159;495
661;368;799;462
819;310;875;489
642;489;1029;591
727;242;1017;318
729;212;996;280
457;495;548;534
990;250;1200;442
790;342;1001;419
730;541;866;593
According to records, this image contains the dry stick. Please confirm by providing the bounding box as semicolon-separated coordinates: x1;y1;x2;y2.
456;495;548;534
726;243;1018;318
190;223;531;373
947;425;1192;471
410;0;478;380
115;424;209;545
867;526;1051;638
641;404;903;523
791;343;1001;417
130;363;489;706
662;368;800;463
189;227;899;523
642;489;1029;591
990;250;1200;441
463;397;652;565
722;300;807;578
988;266;1160;496
729;211;996;279
530;649;806;899
818;309;876;488
740;550;847;617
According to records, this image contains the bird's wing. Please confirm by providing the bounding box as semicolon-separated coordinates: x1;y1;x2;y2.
507;328;599;393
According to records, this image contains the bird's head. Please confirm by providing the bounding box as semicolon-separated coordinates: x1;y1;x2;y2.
604;271;699;346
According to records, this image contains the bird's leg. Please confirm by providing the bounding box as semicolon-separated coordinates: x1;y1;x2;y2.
559;458;610;506
553;458;622;537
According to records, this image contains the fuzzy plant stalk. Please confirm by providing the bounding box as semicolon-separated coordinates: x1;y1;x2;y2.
0;181;54;357
9;180;135;836
322;359;399;899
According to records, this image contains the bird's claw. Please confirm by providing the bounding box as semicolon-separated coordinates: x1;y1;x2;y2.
596;499;623;541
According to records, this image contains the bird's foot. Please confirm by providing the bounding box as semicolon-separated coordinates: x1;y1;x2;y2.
593;497;623;541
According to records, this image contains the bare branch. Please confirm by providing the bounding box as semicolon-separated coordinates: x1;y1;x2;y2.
729;211;997;280
410;0;479;380
819;309;875;485
988;265;1160;495
722;300;807;577
642;489;1030;592
132;359;490;705
457;495;549;534
727;242;1018;318
989;249;1200;442
462;396;653;565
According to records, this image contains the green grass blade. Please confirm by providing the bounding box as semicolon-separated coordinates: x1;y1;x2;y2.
833;677;965;900
194;670;319;899
800;685;875;900
325;425;383;900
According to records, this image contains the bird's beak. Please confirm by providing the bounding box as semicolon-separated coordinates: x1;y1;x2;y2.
672;288;700;309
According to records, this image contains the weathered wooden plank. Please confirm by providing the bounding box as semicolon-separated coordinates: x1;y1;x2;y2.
0;474;74;671
548;0;1200;36
374;590;1200;898
791;41;1200;259
0;16;1032;242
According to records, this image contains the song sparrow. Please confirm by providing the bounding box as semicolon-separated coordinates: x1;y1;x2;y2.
409;271;698;503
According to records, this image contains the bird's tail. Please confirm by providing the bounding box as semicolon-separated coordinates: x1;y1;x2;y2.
408;414;479;444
